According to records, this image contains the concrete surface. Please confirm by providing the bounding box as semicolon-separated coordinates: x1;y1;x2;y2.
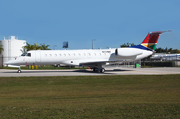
0;67;180;77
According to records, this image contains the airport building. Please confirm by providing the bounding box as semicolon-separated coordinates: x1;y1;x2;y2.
0;36;26;66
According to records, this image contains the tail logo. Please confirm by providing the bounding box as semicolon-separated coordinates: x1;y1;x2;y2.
141;31;162;51
131;30;171;51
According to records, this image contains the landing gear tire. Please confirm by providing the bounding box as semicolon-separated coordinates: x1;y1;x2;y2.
98;68;105;73
93;68;96;72
17;70;22;73
100;68;105;73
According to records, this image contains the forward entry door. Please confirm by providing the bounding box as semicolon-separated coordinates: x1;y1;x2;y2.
36;51;41;62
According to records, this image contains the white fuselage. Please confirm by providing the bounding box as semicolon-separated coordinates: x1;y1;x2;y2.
5;48;153;67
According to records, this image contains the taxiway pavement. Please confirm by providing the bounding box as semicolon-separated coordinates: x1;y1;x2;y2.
0;67;180;77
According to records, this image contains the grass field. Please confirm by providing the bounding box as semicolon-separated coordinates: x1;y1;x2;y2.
0;75;180;118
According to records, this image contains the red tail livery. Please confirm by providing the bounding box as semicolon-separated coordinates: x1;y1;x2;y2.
141;30;171;51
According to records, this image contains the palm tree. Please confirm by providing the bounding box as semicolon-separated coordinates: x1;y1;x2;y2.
32;43;41;50
23;42;33;51
120;43;136;48
23;42;51;51
40;43;51;50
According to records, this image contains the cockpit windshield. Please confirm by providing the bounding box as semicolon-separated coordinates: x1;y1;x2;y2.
21;52;31;57
21;52;27;56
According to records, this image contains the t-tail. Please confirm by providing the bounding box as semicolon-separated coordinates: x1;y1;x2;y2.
132;30;171;52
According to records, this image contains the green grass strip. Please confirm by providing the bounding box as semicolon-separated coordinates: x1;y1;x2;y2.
0;75;180;118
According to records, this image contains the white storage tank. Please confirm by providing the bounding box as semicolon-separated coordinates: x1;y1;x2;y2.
0;36;26;66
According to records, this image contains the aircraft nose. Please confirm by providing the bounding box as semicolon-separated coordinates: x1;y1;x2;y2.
4;60;15;65
4;60;11;65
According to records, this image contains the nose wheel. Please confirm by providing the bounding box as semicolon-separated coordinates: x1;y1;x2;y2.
17;69;22;73
17;67;22;73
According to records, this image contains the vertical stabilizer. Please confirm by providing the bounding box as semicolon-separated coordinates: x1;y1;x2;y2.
141;31;170;51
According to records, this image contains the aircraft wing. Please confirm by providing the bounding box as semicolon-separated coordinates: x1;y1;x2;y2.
60;59;108;66
79;59;123;67
79;60;107;66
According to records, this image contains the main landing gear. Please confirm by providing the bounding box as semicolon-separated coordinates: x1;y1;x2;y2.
100;68;105;73
93;67;105;73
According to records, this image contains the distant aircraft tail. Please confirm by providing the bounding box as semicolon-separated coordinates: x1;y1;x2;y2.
132;30;171;51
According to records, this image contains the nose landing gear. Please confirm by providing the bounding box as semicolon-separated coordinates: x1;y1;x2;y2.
17;67;22;73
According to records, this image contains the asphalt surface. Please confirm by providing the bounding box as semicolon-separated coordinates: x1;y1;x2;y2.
0;67;180;77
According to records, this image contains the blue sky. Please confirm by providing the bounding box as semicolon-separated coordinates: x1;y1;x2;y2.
0;0;179;50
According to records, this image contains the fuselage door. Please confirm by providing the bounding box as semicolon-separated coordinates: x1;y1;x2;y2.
36;51;41;62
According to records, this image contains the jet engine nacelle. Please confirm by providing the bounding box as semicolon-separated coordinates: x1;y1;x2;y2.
115;48;143;57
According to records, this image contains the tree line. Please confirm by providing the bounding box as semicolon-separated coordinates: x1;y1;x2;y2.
23;43;51;51
0;42;51;54
155;47;180;53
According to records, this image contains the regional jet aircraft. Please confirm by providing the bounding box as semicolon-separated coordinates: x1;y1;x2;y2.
5;31;170;73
